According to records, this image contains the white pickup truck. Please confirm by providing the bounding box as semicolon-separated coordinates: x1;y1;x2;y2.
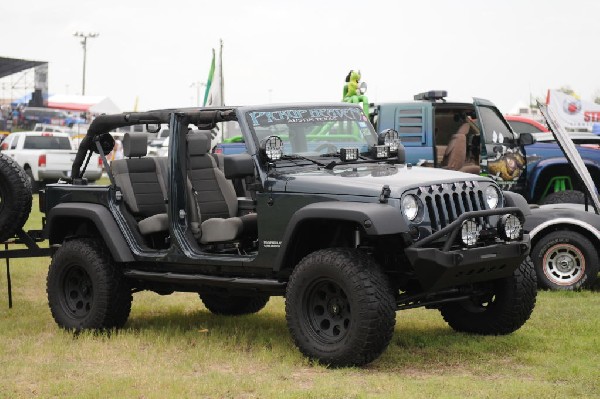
0;131;103;190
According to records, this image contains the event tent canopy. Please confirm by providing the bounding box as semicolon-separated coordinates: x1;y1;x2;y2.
47;95;120;114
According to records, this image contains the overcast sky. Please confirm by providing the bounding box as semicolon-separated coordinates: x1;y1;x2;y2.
1;0;598;113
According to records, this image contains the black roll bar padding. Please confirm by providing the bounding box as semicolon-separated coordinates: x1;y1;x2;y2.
410;207;524;250
71;108;237;181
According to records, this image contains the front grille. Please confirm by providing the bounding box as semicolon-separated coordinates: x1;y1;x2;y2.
411;181;493;232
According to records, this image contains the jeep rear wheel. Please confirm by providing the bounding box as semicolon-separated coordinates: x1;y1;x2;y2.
531;230;599;290
0;153;32;243
439;257;537;335
285;248;396;367
199;293;269;315
47;238;132;330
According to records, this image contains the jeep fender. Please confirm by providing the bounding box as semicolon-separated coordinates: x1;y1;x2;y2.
503;191;531;217
46;203;134;262
274;201;407;271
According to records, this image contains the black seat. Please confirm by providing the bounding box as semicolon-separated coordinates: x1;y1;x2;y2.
111;133;169;235
186;131;255;244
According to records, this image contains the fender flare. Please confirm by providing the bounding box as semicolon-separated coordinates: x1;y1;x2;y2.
273;201;407;271
46;203;134;262
527;157;600;200
503;191;531;217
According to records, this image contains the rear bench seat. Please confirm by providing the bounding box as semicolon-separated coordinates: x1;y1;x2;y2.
111;133;169;236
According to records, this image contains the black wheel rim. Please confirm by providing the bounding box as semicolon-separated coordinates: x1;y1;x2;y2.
61;265;94;319
303;279;351;344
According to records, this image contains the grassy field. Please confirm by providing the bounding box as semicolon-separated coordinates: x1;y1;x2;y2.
1;196;599;398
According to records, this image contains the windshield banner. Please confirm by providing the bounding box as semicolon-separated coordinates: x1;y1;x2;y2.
248;107;364;126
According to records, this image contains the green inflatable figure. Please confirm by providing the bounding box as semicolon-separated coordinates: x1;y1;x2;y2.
343;70;369;115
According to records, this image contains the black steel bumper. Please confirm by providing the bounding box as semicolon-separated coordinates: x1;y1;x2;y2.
405;207;530;292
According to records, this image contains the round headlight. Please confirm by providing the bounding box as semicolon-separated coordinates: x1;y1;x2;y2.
498;214;522;241
402;194;419;221
484;185;500;209
461;219;480;246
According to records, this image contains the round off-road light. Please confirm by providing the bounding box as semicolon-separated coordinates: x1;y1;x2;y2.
461;219;480;246
484;185;500;209
498;214;522;241
378;129;400;153
261;135;284;161
402;194;420;221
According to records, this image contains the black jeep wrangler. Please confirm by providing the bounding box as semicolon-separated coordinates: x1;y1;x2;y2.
42;104;536;366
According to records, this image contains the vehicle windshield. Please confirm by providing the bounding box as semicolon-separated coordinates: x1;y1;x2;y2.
245;106;377;156
23;135;71;150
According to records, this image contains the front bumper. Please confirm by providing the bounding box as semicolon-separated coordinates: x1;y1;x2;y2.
405;207;530;292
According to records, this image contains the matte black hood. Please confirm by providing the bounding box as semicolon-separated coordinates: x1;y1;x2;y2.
281;164;494;197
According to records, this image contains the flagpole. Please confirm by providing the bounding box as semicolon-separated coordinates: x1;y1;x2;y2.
219;39;224;106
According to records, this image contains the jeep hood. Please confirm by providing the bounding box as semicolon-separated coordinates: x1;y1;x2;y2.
281;164;492;197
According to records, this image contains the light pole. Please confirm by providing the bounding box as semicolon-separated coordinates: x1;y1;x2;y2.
73;31;99;95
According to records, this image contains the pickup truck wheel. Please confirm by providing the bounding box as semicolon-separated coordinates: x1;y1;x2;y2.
0;153;32;243
199;293;269;315
285;248;396;367
540;190;585;205
439;257;537;335
47;238;132;330
531;230;598;290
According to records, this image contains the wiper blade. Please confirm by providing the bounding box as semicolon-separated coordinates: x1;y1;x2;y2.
279;154;327;167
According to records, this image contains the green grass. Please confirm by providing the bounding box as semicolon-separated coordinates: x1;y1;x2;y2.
1;198;599;398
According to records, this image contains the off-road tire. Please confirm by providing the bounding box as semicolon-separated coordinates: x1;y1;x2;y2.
285;248;396;367
540;190;585;205
47;238;132;330
24;167;39;193
0;153;32;243
439;257;537;335
199;293;270;315
531;230;598;290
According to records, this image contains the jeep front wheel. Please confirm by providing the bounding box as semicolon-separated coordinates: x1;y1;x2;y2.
439;257;537;335
285;248;396;367
199;293;269;315
47;238;132;330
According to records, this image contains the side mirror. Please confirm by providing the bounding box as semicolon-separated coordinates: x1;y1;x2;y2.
260;135;284;162
519;132;536;146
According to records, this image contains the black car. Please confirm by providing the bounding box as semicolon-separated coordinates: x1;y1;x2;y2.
41;103;535;366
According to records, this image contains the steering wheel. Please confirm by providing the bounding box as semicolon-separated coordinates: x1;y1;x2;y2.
314;142;338;154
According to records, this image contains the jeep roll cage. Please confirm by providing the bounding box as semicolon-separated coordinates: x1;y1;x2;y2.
71;108;237;180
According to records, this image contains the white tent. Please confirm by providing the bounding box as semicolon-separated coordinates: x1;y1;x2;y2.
47;94;120;114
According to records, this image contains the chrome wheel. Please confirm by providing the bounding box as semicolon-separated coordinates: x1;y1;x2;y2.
542;243;585;286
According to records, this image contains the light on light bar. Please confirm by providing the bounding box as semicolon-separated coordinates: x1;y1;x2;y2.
340;147;359;162
372;145;390;159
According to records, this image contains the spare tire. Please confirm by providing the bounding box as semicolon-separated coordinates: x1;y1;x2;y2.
0;153;32;243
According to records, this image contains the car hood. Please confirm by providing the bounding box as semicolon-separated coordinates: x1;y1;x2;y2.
281;164;492;197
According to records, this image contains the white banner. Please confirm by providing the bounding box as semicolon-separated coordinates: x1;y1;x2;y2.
546;89;600;131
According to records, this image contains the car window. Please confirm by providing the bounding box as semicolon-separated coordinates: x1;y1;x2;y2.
23;136;71;150
10;136;18;149
478;106;515;144
507;120;544;134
